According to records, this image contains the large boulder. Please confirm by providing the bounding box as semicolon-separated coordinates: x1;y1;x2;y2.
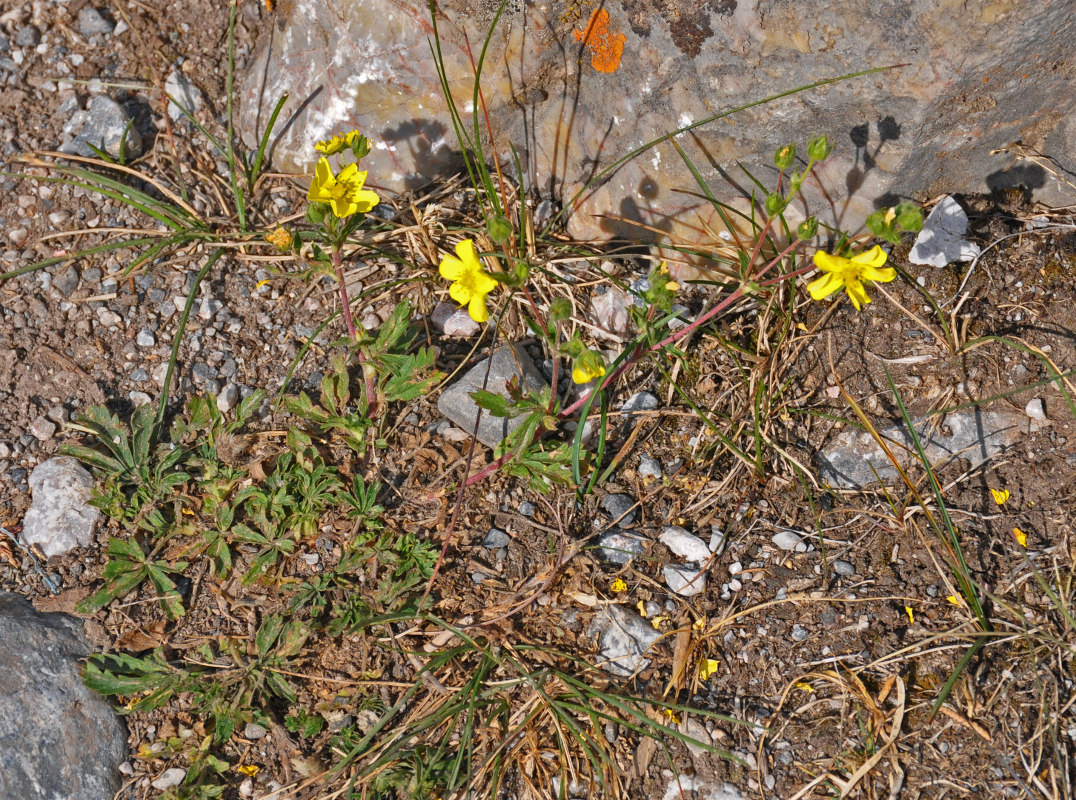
0;592;128;800
240;0;1076;248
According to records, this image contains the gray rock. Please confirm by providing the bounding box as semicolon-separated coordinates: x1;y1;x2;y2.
791;625;809;642
595;528;648;565
637;453;662;480
52;264;80;295
166;68;203;123
129;391;152;407
621;391;659;414
590;288;632;337
436;344;548;448
1025;398;1046;421
136;328;156;347
20;457;101;558
818;410;1030;489
96;307;122;328
908;196;981;267
833;559;855;577
659;526;711;563
482;528;510;549
430;301;480;337
13;25;40;47
0;592;127;800
600;493;637;525
78;7;115;36
771;530;803;551
588;604;661;677
663;563;707;597
30;416;57;442
58;95;142;159
217;383;240;414
238;0;1076;254
151;768;187;790
519;501;536;517
243;722;268;740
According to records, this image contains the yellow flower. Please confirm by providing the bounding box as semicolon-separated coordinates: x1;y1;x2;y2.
265;226;290;250
314;130;361;155
1013;527;1027;548
438;239;498;323
806;245;895;310
990;488;1010;505
698;658;720;681
237;764;260;777
571;349;606;384
610;578;627;593
307;157;380;219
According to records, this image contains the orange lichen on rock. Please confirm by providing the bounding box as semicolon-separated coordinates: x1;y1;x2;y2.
573;9;625;74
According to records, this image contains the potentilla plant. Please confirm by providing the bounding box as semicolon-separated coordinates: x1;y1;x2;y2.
272;132;441;447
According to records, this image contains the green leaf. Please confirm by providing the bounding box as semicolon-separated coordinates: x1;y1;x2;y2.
255;615;285;657
470;390;512;418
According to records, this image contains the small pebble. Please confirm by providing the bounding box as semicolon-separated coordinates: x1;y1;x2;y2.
664;563;707;596
772;530;802;551
659;526;710;563
637;453;662;479
601;493;638;525
791;625;809;642
217;383;240;413
519;501;536;517
728;561;742;576
1025;398;1046;421
833;560;855;576
136;328;156;347
151;768;186;791
482;528;510;549
243;722;267;740
129;391;152;407
728;578;743;592
78;7;115;36
621;391;658;413
30;417;57;441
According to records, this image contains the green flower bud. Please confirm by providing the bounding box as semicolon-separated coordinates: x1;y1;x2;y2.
807;135;832;161
796;217;818;240
765;192;786;217
487;214;513;244
774;144;796;170
549;297;572;321
895;202;924;232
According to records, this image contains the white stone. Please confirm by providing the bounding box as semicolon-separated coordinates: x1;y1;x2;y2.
151;768;187;790
772;530;802;551
664;564;707;596
659;526;711;563
20;457;100;557
1025;398;1046;420
909;196;982;267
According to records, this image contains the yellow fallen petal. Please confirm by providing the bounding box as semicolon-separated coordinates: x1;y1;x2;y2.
610;578;627;593
237;764;260;777
946;595;964;607
698;658;720;680
795;681;813;693
990;488;1010;505
662;708;681;724
636;600;648;618
691;617;706;632
904;606;914;625
651;615;670;629
1013;527;1027;548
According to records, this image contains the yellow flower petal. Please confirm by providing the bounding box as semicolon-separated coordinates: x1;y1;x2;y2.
850;245;889;268
807;271;844;301
439;255;466;281
812;250;844;272
698;658;720;680
467;293;490;323
859;265;896;283
610;578;627;593
904;606;914;625
1013;527;1027;547
237;764;260;777
990;488;1010;506
844;277;871;310
946;595;964;607
636;600;648;618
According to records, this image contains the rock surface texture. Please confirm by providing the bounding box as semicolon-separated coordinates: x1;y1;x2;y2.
0;592;127;800
20;456;101;558
241;0;1076;249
